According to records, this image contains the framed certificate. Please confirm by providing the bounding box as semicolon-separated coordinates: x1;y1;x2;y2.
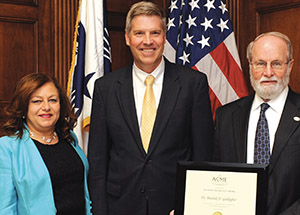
174;161;268;215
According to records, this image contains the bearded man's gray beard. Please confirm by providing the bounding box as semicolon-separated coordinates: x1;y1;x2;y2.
250;66;290;100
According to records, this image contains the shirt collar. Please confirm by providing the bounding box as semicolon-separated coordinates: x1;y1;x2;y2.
133;58;164;85
252;86;289;113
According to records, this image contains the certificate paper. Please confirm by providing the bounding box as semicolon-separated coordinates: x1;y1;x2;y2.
175;162;268;215
185;170;257;215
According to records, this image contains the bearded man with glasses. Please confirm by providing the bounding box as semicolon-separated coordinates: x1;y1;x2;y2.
213;32;300;215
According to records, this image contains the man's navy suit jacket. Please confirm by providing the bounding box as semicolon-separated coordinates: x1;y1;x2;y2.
214;89;300;215
88;59;214;215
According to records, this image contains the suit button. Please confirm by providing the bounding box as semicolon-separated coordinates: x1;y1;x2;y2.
140;187;145;193
146;159;152;165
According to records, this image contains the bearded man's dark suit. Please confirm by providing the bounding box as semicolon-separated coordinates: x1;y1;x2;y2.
213;88;300;215
88;59;214;215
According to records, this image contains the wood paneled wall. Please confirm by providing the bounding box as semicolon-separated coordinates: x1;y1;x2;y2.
109;0;300;94
0;0;77;133
53;0;79;87
228;0;300;94
1;0;300;133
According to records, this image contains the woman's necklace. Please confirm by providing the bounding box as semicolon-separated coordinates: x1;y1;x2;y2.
29;130;57;143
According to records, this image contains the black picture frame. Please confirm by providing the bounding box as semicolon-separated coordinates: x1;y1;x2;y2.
174;161;268;215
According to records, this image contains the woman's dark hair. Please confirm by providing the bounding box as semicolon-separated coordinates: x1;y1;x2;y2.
3;73;77;143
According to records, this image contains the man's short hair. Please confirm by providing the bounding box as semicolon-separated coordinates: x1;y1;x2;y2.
246;31;293;62
125;1;167;34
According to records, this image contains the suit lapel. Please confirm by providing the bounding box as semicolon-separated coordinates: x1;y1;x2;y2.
232;95;254;162
147;61;181;155
115;66;145;154
269;89;300;173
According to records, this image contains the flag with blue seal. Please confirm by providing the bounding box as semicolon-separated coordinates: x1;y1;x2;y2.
68;0;111;153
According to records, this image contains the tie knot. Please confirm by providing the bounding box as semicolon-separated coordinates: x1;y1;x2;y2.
261;103;270;113
145;75;155;86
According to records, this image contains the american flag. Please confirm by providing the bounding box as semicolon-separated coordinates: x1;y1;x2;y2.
164;0;248;119
68;0;111;153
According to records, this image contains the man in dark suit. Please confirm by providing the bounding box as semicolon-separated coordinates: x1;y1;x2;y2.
214;31;300;215
87;1;214;215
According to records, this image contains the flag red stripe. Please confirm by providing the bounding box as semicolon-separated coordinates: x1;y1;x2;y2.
192;65;221;122
210;42;248;98
209;87;221;122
